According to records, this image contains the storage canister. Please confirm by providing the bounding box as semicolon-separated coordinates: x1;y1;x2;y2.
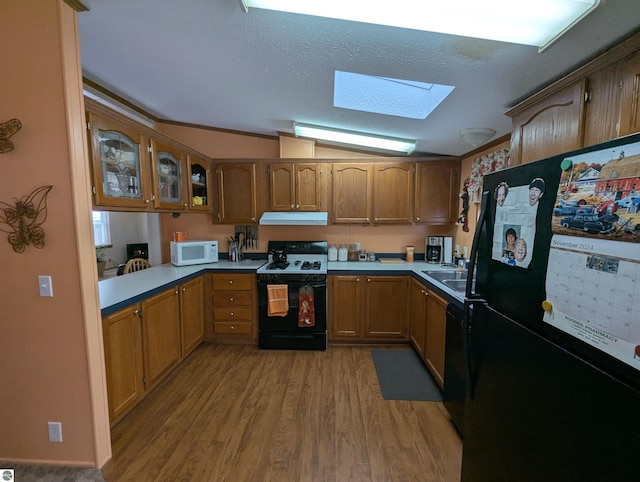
328;244;338;261
406;246;414;262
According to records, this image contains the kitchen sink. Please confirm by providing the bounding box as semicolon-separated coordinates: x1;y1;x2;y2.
442;279;470;292
422;270;473;293
422;270;467;282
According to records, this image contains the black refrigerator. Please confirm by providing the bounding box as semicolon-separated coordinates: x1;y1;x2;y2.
461;133;640;481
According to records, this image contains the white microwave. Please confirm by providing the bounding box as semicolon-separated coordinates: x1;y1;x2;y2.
170;240;218;266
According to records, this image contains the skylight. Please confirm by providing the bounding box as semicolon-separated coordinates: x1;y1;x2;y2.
334;71;454;119
240;0;600;51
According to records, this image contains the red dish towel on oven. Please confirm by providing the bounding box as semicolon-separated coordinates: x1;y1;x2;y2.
267;284;288;317
298;285;315;327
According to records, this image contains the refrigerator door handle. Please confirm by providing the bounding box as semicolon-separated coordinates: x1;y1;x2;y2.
464;297;487;401
465;190;490;298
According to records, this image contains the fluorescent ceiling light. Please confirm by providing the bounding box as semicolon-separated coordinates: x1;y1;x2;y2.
334;71;454;119
293;122;416;154
240;0;600;51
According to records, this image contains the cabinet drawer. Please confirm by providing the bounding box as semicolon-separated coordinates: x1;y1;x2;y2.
213;307;253;321
212;291;253;307
212;274;253;291
214;321;252;335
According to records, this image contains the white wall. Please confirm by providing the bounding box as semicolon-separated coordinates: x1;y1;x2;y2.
97;211;162;266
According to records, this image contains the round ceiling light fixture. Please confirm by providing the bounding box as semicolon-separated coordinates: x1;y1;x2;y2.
459;128;496;147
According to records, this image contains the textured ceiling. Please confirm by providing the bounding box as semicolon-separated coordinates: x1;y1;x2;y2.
78;0;640;156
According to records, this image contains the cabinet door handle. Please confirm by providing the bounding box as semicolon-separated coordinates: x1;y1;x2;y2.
229;280;233;284
367;278;371;282
182;287;186;292
229;297;234;302
230;312;234;317
416;216;420;221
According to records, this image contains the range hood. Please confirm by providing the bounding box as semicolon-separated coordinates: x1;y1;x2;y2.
259;211;328;226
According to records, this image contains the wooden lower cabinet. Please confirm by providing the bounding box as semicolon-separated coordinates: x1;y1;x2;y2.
180;276;205;357
330;275;363;339
141;288;181;390
424;288;448;388
211;273;256;341
329;275;408;342
102;276;205;425
408;278;448;388
409;278;428;359
102;305;144;424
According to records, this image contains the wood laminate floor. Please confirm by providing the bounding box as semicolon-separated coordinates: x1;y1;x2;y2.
102;343;462;482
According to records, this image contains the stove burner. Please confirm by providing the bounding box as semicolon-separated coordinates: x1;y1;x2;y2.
301;261;322;270
267;261;290;270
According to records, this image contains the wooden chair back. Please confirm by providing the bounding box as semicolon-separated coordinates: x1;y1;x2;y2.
123;258;151;274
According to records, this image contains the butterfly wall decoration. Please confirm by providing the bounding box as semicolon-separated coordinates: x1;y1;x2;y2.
0;118;22;154
0;185;53;253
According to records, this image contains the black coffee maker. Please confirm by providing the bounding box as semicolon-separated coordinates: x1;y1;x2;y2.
426;236;443;264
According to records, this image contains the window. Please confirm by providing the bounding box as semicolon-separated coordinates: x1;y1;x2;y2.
92;211;111;247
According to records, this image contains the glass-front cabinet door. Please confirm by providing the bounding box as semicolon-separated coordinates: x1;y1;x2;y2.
150;138;187;211
187;155;211;212
88;112;152;209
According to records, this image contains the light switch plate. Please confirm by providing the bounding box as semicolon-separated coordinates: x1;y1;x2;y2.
38;275;53;297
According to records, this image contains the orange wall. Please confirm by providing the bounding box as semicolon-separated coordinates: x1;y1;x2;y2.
160;212;455;263
1;0;109;467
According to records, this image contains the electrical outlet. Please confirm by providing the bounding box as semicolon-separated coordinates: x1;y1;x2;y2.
48;421;63;442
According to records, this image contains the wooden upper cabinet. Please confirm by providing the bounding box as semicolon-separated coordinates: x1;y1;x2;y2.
372;163;413;224
187;155;213;212
414;160;460;224
217;163;257;224
86;100;214;213
87;111;152;209
583;63;623;147
331;163;372;224
269;162;324;211
150;138;188;211
331;162;414;224
508;80;586;165
619;50;640;137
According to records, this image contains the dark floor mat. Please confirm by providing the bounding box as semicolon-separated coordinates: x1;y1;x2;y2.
371;349;443;402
